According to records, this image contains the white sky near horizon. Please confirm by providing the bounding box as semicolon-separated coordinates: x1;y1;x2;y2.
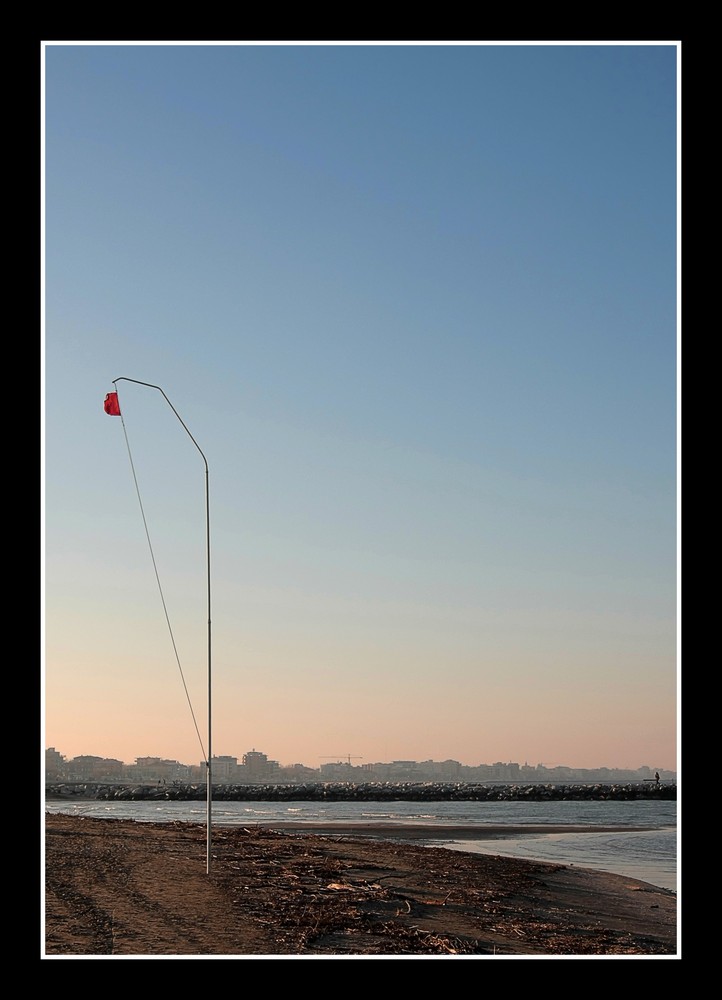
42;40;679;772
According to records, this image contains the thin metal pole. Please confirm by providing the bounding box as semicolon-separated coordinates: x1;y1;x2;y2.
112;377;213;874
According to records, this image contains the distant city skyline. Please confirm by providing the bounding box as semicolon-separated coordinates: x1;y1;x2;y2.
46;745;672;774
43;42;679;777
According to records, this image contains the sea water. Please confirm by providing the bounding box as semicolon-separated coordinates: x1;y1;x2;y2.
44;796;678;892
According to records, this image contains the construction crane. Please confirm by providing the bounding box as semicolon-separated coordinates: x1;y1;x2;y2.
320;755;363;766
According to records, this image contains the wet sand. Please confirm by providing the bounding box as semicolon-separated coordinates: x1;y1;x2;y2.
263;822;654;840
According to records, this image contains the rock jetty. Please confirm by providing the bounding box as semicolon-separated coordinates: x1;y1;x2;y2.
45;781;676;802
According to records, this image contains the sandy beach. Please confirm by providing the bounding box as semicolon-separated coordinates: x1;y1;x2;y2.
43;814;678;958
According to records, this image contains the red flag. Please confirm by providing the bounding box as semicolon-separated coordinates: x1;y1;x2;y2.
104;392;121;416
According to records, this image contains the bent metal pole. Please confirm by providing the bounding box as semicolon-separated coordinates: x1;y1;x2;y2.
112;377;213;874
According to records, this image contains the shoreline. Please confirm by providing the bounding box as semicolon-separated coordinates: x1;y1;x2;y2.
264;822;677;893
259;822;656;840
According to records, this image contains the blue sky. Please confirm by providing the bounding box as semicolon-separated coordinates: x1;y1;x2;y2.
43;42;678;771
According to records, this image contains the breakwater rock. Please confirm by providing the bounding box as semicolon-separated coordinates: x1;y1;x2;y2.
45;781;676;802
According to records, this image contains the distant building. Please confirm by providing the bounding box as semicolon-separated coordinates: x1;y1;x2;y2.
240;749;280;782
66;755;125;781
45;747;67;779
128;757;189;782
278;763;324;782
212;755;240;783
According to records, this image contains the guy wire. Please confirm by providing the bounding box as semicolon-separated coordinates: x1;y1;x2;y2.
115;396;207;762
